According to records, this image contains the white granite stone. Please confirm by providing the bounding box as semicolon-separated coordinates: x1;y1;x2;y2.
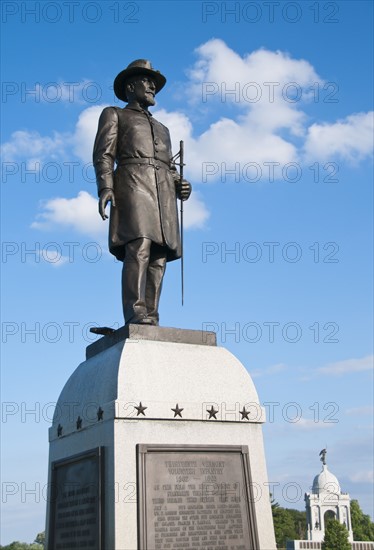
46;336;276;549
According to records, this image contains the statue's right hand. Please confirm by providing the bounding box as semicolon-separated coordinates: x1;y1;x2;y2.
99;189;116;220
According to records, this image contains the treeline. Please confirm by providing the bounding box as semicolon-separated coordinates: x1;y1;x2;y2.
272;498;307;547
0;532;44;550
272;498;374;548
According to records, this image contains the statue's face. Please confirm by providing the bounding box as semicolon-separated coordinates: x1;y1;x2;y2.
129;75;156;107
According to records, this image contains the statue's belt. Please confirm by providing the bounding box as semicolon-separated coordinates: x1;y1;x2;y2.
119;158;170;170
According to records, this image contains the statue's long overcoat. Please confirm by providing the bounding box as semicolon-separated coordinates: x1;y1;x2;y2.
93;105;181;261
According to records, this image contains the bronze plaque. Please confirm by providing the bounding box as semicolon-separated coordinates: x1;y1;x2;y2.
137;445;259;549
49;447;104;549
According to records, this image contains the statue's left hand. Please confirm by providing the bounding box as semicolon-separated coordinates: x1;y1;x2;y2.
99;189;116;220
176;179;192;201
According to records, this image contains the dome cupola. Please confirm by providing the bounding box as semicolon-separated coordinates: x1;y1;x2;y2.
312;464;341;494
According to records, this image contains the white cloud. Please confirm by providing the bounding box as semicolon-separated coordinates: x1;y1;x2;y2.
188;39;322;111
38;250;70;267
183;191;210;229
1;105;106;165
154;108;193;147
31;189;209;238
346;406;374;416
178;39;372;174
72;105;107;163
3;42;372;180
318;355;373;376
195;115;298;177
3;42;373;178
251;363;287;378
3;40;373;236
293;418;335;430
179;40;321;177
349;470;374;483
155;107;298;182
1;130;68;162
304;111;374;162
187;38;321;145
31;191;106;238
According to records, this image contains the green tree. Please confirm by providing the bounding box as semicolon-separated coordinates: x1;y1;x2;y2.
271;497;298;548
0;532;44;550
34;531;45;546
0;543;42;550
322;518;351;550
287;508;307;540
351;499;374;541
33;533;45;548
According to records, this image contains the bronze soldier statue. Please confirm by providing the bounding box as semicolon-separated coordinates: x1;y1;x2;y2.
93;60;191;326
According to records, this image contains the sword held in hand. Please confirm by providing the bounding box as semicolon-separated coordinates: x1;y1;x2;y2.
171;140;186;306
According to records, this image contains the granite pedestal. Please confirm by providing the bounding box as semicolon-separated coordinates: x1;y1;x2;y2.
45;326;276;549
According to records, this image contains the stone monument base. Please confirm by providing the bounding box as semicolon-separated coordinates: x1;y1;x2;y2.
45;326;276;549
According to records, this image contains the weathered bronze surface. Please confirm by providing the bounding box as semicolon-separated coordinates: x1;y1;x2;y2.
137;445;259;550
93;60;191;326
48;448;104;549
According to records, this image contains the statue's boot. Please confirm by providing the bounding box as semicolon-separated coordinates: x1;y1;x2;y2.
122;239;152;325
145;252;167;326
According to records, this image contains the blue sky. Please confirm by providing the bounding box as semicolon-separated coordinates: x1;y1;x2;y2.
1;0;373;544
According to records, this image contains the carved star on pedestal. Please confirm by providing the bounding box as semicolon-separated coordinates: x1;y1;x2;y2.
57;424;63;437
239;407;250;421
171;404;184;418
207;405;219;420
134;402;147;416
97;407;104;421
76;416;83;430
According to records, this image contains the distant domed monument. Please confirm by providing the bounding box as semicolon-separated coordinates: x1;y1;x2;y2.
305;449;353;543
287;449;374;550
311;462;341;494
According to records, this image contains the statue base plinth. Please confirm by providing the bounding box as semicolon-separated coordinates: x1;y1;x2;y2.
45;326;276;549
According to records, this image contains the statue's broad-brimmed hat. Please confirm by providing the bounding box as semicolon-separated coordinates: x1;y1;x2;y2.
114;59;166;102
